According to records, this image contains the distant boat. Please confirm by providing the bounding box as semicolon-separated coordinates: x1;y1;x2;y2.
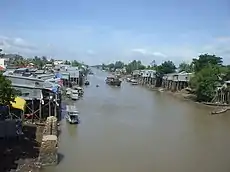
105;76;122;86
85;80;90;85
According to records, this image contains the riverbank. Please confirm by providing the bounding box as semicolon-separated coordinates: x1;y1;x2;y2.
137;81;227;112
0;124;43;172
0;116;59;172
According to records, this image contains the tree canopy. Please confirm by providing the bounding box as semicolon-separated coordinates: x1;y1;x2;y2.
156;61;176;74
190;54;224;102
178;62;193;73
192;54;222;73
0;74;18;106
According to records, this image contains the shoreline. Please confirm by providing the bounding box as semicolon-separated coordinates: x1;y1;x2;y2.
136;82;228;113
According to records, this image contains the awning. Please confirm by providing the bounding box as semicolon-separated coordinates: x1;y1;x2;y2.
11;97;26;111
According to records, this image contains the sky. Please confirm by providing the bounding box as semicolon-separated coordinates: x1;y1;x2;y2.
0;0;230;66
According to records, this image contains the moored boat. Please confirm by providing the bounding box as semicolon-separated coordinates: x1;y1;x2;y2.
130;79;138;85
73;86;84;96
70;89;79;100
105;76;122;86
66;105;80;124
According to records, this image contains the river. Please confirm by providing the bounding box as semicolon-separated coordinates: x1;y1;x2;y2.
43;69;230;172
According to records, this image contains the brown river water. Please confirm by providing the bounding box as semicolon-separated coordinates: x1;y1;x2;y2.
43;69;230;172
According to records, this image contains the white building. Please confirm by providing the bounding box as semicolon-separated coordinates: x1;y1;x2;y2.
0;59;6;68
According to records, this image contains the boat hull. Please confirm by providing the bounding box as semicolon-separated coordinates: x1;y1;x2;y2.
106;79;122;86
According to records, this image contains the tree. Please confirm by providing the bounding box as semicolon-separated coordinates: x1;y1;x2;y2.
0;74;18;106
190;64;221;102
114;61;124;69
221;65;230;81
107;63;115;71
157;61;176;74
178;62;193;73
125;60;146;73
64;60;71;65
192;54;223;73
72;60;81;67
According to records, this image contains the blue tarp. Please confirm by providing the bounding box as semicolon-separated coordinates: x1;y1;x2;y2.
55;73;62;79
51;86;58;93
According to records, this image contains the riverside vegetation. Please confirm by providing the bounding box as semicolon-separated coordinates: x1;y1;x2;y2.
100;53;230;103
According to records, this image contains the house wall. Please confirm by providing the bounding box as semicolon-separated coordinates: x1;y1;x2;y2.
0;59;5;68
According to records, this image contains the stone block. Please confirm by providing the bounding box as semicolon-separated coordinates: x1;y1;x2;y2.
39;135;58;166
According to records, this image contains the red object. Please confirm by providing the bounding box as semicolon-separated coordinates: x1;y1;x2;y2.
0;66;5;71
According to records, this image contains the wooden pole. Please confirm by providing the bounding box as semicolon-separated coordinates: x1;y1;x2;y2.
49;96;51;117
39;101;42;122
31;99;34;123
54;94;57;117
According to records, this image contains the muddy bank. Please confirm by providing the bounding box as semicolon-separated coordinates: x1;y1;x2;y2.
0;124;44;172
143;84;223;111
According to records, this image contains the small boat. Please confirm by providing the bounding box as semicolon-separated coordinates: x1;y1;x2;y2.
73;86;84;96
66;105;80;124
85;80;90;85
96;84;99;87
211;108;228;115
70;90;79;100
66;88;72;97
158;88;164;92
130;79;138;85
105;76;122;86
126;78;131;82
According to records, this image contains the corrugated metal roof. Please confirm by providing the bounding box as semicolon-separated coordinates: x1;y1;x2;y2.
12;83;43;100
5;75;45;87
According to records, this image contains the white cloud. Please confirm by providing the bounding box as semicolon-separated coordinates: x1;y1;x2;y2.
200;36;230;63
0;35;38;56
131;48;167;57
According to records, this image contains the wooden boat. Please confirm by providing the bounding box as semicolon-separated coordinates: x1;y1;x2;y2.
211;108;229;115
85;80;90;85
130;79;138;85
105;76;122;86
73;86;84;96
70;89;79;100
126;78;131;82
66;105;80;124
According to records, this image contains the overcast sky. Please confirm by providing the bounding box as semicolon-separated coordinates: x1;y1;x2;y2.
0;0;230;65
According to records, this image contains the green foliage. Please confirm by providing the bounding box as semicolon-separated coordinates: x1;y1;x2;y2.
30;56;48;69
190;64;221;102
178;62;193;73
64;60;71;65
126;60;145;74
72;60;81;67
114;61;124;69
221;65;230;81
156;61;176;74
0;74;18;106
192;54;222;73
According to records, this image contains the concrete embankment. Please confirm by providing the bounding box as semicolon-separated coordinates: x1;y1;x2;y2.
15;116;58;172
38;116;58;166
